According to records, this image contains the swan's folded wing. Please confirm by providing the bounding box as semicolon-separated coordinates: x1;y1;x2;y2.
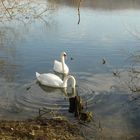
53;60;69;74
53;60;62;73
39;73;63;87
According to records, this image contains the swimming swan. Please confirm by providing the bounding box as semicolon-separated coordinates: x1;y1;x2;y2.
36;72;76;89
53;52;69;75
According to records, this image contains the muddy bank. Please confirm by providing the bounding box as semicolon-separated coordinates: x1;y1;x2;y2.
0;118;85;140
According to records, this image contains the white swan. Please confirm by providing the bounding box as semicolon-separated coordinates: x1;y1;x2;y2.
53;52;69;75
36;72;76;89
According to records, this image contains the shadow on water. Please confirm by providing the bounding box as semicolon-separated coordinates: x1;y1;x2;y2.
91;92;140;140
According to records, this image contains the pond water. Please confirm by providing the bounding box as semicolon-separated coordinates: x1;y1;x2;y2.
0;0;140;139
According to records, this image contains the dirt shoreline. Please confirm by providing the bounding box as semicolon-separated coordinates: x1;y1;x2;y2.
0;118;86;140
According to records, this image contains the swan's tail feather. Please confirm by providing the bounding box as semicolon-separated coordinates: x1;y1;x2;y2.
36;72;40;78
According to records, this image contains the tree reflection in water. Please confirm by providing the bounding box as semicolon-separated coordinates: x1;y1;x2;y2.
0;27;21;82
0;0;55;23
0;0;56;82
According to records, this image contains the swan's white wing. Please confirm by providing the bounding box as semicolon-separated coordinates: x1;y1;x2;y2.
53;60;69;74
53;60;62;73
36;73;63;87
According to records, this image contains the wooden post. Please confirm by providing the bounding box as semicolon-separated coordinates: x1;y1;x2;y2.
68;97;76;113
68;96;83;118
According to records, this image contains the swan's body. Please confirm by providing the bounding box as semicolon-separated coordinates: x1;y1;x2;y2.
53;52;69;75
36;72;76;88
54;60;69;75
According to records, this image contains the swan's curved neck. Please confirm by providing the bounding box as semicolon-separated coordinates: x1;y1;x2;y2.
60;55;65;73
63;75;76;88
63;75;76;96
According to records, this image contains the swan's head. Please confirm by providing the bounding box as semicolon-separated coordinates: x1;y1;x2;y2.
61;52;67;59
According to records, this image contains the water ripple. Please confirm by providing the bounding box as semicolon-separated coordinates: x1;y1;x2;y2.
15;80;96;113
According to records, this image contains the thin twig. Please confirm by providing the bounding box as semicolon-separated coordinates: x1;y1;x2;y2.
1;0;12;19
34;8;48;18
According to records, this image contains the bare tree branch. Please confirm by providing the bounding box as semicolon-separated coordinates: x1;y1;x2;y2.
1;0;12;19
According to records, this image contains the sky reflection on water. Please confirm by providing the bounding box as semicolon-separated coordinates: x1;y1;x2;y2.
0;0;140;82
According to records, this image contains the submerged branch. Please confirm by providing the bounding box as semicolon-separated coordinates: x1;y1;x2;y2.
77;0;82;24
78;8;80;24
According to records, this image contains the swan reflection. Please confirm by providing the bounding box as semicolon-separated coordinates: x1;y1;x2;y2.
37;80;76;98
